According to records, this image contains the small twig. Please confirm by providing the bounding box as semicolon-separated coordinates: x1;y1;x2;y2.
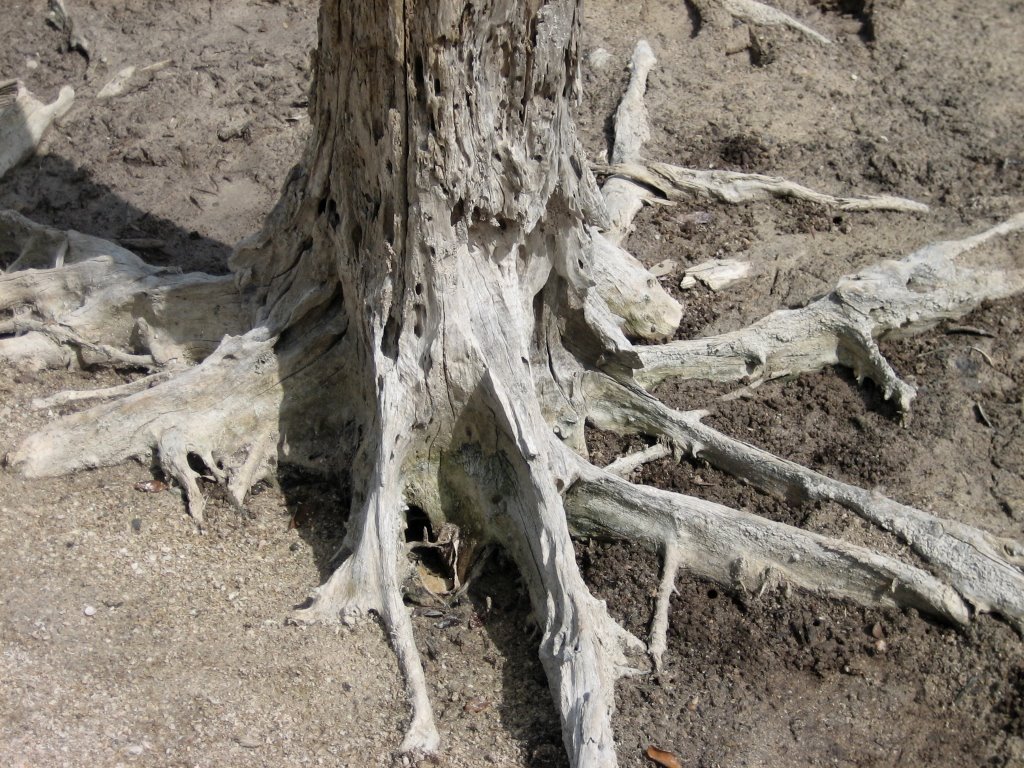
945;325;995;338
968;345;995;368
604;443;672;476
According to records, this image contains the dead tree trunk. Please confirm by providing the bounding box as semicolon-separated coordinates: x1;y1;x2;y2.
3;1;1024;766
238;2;665;759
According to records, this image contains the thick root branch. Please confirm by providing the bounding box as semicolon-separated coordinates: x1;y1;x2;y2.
7;330;283;520
474;439;644;767
601;162;929;213
291;419;440;755
635;214;1024;401
601;41;658;245
0;209;249;372
563;447;970;627
591;232;681;340
584;374;1024;630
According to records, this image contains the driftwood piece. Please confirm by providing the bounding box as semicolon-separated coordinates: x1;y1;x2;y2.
0;82;74;179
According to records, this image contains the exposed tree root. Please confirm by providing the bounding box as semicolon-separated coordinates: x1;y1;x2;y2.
603;442;672;477
564;448;972;666
292;434;441;754
600;41;657;245
8;330;282;522
634;213;1024;408
0;209;250;372
0;81;74;179
5;6;1024;767
601;162;930;213
598;40;925;255
29;370;175;410
583;374;1024;632
591;232;681;340
7;305;350;522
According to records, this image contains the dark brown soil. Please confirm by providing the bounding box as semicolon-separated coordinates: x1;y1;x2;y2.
1;1;1022;767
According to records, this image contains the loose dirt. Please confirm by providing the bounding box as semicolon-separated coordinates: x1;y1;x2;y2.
1;1;1022;766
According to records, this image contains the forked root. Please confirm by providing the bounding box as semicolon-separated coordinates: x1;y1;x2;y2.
290;418;439;755
290;518;440;755
564;452;971;665
635;213;1024;404
584;374;1024;632
7;330;283;522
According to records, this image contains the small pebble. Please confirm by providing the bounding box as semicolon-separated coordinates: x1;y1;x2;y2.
237;733;261;749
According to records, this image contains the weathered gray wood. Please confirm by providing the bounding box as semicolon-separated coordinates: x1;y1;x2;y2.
3;2;1024;767
0;82;74;179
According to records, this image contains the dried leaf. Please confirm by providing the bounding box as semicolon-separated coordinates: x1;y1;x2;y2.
134;479;168;493
645;745;682;768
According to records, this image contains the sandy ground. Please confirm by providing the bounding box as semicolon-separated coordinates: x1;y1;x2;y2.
1;1;1023;766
